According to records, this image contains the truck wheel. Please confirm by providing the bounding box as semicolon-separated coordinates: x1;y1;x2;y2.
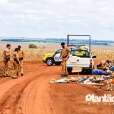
46;58;54;66
82;68;92;74
55;62;61;65
67;67;72;74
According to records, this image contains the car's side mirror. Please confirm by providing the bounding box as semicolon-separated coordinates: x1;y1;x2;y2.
92;56;96;58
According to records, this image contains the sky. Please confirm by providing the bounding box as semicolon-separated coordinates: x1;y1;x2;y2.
0;0;114;40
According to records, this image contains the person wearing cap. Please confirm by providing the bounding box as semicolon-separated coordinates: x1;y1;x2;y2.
60;42;70;77
18;45;24;76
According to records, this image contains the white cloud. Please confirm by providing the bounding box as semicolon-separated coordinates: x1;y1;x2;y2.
0;0;8;4
0;0;114;40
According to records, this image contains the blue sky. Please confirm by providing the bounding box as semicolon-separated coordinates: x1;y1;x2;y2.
0;0;114;41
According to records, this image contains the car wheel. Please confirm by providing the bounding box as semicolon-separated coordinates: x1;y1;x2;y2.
46;58;54;66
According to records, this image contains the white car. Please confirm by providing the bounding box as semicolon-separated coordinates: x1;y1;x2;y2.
67;47;96;74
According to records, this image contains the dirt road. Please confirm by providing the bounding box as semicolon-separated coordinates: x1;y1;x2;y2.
0;62;114;114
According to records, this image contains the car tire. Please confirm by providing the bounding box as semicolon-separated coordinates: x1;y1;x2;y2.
67;67;72;74
55;62;61;65
46;58;54;66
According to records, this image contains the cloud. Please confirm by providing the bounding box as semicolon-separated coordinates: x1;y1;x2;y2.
0;0;114;40
0;0;8;4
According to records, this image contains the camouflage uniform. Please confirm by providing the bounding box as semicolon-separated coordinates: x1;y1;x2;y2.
3;48;11;76
18;49;24;76
61;47;70;76
13;50;20;78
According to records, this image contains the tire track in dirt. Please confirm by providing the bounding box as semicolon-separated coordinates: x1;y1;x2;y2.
0;63;113;114
16;66;61;114
16;76;113;114
16;74;55;114
0;64;50;114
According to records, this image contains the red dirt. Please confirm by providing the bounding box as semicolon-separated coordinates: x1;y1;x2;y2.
0;62;114;114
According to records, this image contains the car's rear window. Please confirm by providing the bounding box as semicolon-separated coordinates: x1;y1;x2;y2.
71;50;90;58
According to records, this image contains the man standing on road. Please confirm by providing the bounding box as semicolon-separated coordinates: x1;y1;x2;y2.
13;48;20;78
60;42;70;77
3;44;12;76
18;45;24;76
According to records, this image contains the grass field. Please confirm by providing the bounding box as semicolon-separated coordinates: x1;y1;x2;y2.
92;46;114;64
0;43;114;63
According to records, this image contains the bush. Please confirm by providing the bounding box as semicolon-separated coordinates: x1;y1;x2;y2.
29;44;38;49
